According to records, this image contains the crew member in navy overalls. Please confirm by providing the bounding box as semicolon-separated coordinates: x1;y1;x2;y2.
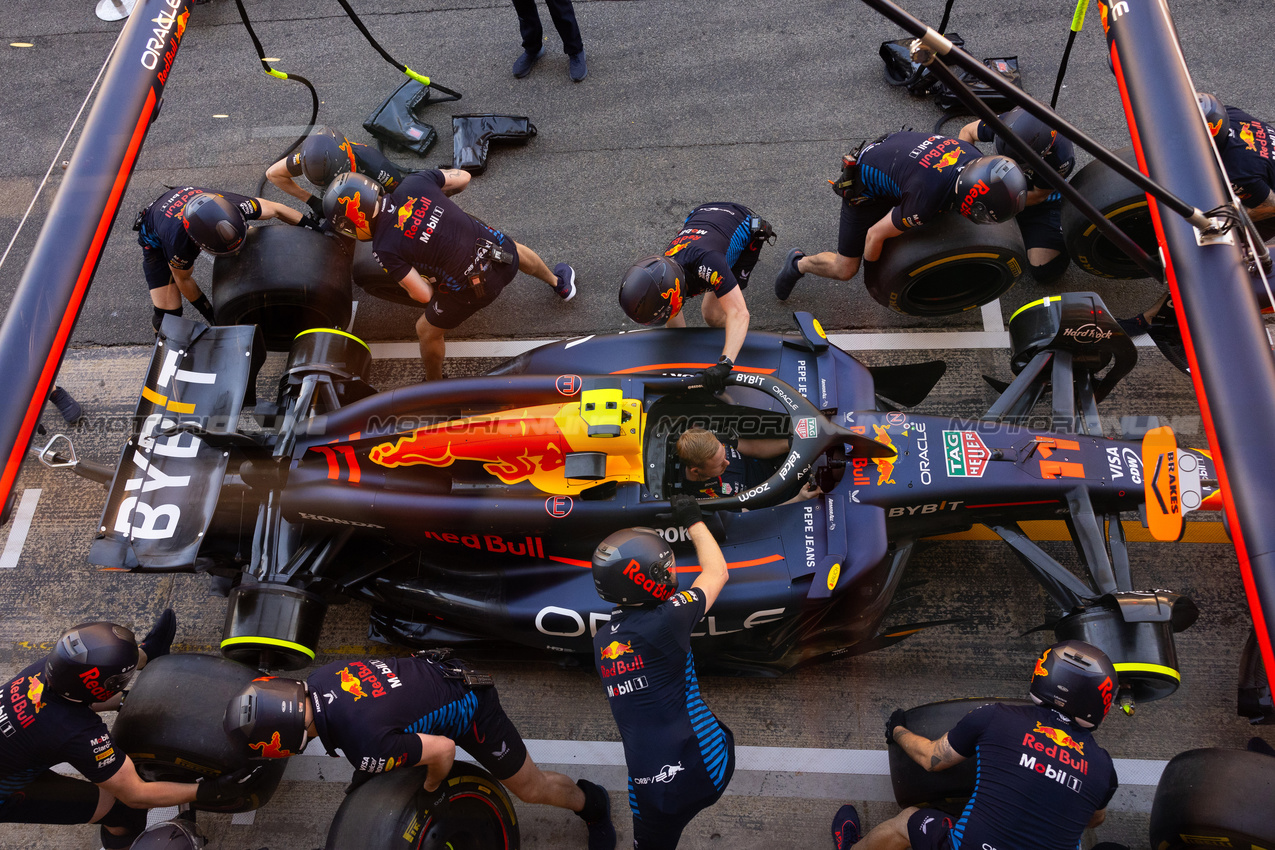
590;496;735;848
830;640;1120;850
618;203;775;394
772;132;1026;300
960;107;1076;282
266;126;404;218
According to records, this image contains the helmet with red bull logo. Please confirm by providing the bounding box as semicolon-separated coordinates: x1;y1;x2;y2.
953;155;1027;224
298;128;352;188
619;256;685;325
224;676;310;759
1195;92;1230;144
323;172;381;241
1029;639;1118;728
592;528;677;606
43;621;139;703
183;193;247;255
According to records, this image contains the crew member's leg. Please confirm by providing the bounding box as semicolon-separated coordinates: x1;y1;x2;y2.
775;199;885;298
510;0;547;77
514;241;576;300
0;771;144;849
1018;200;1070;283
415;315;448;382
543;0;583;55
143;249;183;332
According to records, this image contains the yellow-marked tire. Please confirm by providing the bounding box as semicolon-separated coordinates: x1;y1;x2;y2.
864;212;1026;316
1054;596;1185;705
1060;146;1159;280
112;654;288;813
888;697;1034;814
325;762;520;850
212;225;353;351
1149;748;1275;849
221;583;327;671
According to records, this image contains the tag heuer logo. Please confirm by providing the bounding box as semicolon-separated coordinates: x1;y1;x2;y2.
796;417;817;439
943;430;990;477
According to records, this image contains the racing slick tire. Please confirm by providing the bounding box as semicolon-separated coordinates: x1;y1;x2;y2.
324;762;520;850
888;697;1033;814
1060;146;1158;280
212;225;352;351
111;654;287;813
863;213;1026;316
351;240;420;308
1148;748;1275;849
1054;596;1186;705
221;583;328;671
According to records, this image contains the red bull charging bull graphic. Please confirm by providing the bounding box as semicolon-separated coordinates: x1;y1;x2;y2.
338;667;368;701
249;730;292;759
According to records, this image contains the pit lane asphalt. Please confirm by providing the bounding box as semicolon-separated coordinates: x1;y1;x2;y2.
1;0;1273;847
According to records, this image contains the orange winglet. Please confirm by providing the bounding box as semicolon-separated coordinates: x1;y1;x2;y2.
1143;426;1184;542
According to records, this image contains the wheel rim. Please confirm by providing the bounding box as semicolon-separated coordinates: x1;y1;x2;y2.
1088;205;1157;278
899;262;1014;316
418;793;513;850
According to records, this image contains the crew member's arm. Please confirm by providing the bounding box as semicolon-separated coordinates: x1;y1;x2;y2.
398;268;436;304
97;756;198;807
1025;187;1055;207
256;198;304;226
864;213;905;262
414;733;457;793
665;312;688;328
737;438;788;459
1246;187;1275;221
781;481;822;505
893;728;967;773
1087;808;1107;828
715;286;750;365
265;158;314;203
439;168;471;197
957;120;981;144
169;265;204;304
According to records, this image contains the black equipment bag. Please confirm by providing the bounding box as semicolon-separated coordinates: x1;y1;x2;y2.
452;114;537;174
881;35;1022;123
364;80;440;156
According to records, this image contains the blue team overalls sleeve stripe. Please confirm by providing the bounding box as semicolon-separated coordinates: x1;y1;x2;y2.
947;750;983;850
684;654;730;789
859;165;901;200
724;217;753;268
628;776;640;820
406;690;479;741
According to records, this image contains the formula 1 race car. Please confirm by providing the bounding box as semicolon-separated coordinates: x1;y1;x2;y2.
46;292;1217;713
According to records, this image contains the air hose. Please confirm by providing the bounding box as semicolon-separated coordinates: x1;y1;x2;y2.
333;0;461;102
234;0;320;196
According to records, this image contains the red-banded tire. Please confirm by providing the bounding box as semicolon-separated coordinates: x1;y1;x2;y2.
864;213;1026;316
352;240;419;308
111;654;287;813
212;225;352;351
324;762;520;850
1149;748;1275;849
888;697;1033;814
1060;146;1158;280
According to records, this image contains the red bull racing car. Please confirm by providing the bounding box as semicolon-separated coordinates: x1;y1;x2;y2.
48;292;1218;713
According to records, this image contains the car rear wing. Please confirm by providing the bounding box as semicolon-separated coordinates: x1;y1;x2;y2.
89;317;260;571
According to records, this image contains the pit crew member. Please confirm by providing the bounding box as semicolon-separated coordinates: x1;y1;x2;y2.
223;653;616;849
134;187;305;332
1198;93;1275;237
773;131;1027;299
266;126;404;217
959;107;1076;282
618;203;775;393
676;427;819;504
590;496;734;848
830;640;1119;850
325;170;577;381
0;612;254;848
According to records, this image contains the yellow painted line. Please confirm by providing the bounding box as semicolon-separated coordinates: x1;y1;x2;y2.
909;253;1002;277
1114;662;1181;681
928;519;1229;544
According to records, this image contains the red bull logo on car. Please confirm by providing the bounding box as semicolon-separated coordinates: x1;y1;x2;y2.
871;424;896;485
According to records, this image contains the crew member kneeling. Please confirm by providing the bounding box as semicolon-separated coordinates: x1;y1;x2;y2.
774;132;1026;300
324;170;577;381
618;203;774;394
591;496;735;849
223;652;615;849
831;640;1119;850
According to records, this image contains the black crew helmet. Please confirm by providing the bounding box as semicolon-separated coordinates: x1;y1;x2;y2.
618;255;686;325
954;155;1028;224
323;172;381;241
43;621;138;703
224;676;310;759
183;194;247;255
1028;639;1118;728
993;107;1063;179
592;528;678;606
1196;92;1230;142
299;129;352;188
129;818;202;850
